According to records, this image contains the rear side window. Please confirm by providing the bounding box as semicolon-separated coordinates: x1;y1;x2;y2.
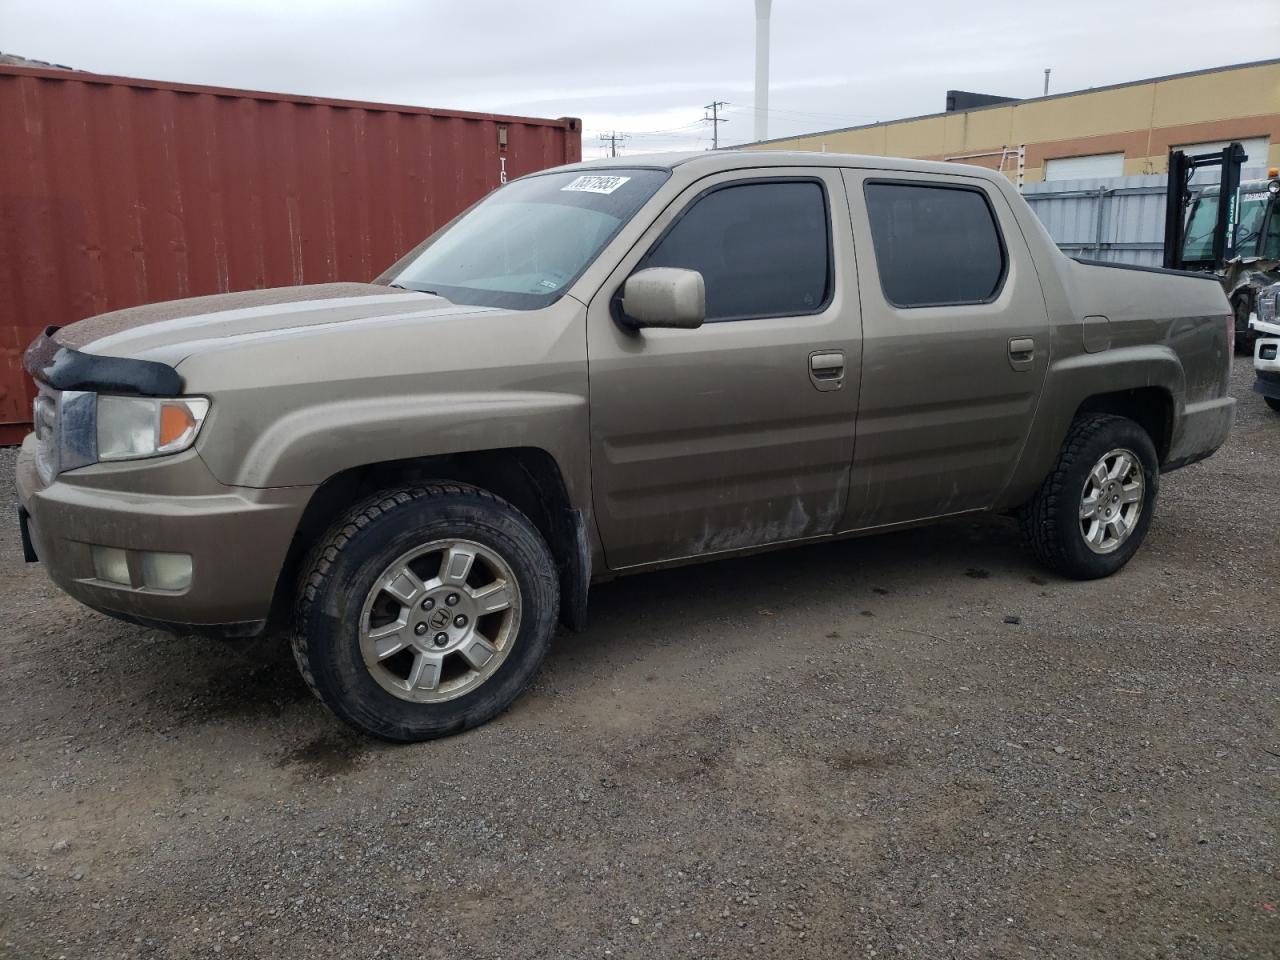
864;182;1006;308
643;180;831;321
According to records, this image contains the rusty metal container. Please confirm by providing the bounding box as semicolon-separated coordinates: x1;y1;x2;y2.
0;64;581;442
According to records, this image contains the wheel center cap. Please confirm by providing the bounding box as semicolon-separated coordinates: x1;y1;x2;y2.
428;608;451;631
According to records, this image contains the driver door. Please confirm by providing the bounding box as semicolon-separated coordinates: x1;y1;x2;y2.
585;167;863;569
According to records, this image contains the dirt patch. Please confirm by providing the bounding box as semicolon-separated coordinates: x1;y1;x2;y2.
275;732;371;779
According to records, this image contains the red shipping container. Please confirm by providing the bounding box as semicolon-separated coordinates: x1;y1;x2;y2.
0;64;581;443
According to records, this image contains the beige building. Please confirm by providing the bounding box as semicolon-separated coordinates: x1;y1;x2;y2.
748;58;1280;184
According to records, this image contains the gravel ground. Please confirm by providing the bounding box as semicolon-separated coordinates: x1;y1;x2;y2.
1;357;1276;960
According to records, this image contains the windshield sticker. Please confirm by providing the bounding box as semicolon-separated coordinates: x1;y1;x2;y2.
561;175;631;195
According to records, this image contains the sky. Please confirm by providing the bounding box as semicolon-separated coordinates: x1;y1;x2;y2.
3;0;1278;159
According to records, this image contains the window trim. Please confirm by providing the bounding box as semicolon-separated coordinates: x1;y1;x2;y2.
628;175;836;324
863;178;1009;310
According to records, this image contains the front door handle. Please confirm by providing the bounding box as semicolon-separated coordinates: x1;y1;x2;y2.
1008;337;1036;371
809;350;846;391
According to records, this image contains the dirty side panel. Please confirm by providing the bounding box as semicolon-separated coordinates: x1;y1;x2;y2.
586;167;863;570
839;168;1052;529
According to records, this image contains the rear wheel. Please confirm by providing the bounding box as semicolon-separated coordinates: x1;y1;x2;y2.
292;483;558;742
1019;415;1159;580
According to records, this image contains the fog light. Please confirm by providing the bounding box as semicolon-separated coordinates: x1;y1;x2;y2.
140;552;192;591
91;546;131;586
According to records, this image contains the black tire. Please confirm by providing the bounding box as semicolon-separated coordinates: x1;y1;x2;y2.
292;483;559;742
1018;414;1159;580
1266;396;1280;413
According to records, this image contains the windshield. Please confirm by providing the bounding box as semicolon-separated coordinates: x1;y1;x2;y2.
383;168;669;309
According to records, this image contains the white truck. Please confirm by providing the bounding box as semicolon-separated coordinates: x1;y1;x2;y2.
1252;282;1280;412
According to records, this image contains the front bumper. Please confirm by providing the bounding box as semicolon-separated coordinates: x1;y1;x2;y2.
1255;337;1280;401
17;436;314;634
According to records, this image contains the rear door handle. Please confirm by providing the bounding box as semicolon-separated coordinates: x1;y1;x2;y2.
1008;337;1036;371
809;350;845;391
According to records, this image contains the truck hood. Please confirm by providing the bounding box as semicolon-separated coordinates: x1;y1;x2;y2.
52;282;489;365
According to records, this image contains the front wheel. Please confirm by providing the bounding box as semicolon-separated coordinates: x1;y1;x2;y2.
1266;396;1280;413
292;483;559;742
1019;415;1159;580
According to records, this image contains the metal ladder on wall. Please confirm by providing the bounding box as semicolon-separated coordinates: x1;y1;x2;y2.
943;144;1027;191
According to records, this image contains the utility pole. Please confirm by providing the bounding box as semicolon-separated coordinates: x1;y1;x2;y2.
703;101;728;150
754;0;772;141
1043;68;1051;97
598;131;628;158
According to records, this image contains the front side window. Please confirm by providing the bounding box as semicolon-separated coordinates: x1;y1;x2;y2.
641;180;832;322
384;169;669;310
864;182;1006;308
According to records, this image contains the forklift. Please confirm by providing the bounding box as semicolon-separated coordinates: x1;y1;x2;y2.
1163;141;1280;353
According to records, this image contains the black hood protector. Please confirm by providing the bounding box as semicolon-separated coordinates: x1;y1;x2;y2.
24;327;183;396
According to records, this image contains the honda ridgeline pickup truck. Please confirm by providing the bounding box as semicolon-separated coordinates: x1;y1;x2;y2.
18;151;1235;741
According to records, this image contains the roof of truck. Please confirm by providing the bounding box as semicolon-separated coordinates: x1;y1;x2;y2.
557;149;1009;182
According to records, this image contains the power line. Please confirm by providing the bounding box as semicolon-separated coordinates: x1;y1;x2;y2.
603;119;707;139
598;131;629;158
702;101;729;150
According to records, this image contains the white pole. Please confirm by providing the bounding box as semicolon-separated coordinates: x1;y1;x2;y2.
754;0;771;142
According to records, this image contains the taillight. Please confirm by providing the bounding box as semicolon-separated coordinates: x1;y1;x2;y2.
1226;313;1235;356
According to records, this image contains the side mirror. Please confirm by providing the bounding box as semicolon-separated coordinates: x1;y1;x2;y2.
620;267;705;329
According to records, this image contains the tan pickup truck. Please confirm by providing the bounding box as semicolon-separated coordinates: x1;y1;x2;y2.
18;151;1235;741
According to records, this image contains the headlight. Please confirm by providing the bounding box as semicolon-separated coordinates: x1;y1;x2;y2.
1261;285;1280;326
97;396;210;461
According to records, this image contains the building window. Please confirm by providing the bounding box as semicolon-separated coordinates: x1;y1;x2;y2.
1043;153;1125;181
1172;137;1270;174
863;181;1006;308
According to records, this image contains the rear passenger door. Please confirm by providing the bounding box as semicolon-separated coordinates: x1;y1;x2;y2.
587;168;862;569
839;170;1050;531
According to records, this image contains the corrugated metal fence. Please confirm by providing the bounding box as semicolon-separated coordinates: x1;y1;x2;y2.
0;65;581;442
1022;168;1270;267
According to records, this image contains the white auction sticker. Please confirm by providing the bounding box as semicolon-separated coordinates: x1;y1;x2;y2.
561;175;631;195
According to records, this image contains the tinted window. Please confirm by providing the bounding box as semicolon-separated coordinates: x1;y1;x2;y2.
643;181;831;321
864;182;1005;307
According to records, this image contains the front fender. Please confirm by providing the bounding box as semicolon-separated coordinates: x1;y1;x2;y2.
225;389;589;498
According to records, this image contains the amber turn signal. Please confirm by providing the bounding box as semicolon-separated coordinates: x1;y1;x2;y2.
159;401;198;448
